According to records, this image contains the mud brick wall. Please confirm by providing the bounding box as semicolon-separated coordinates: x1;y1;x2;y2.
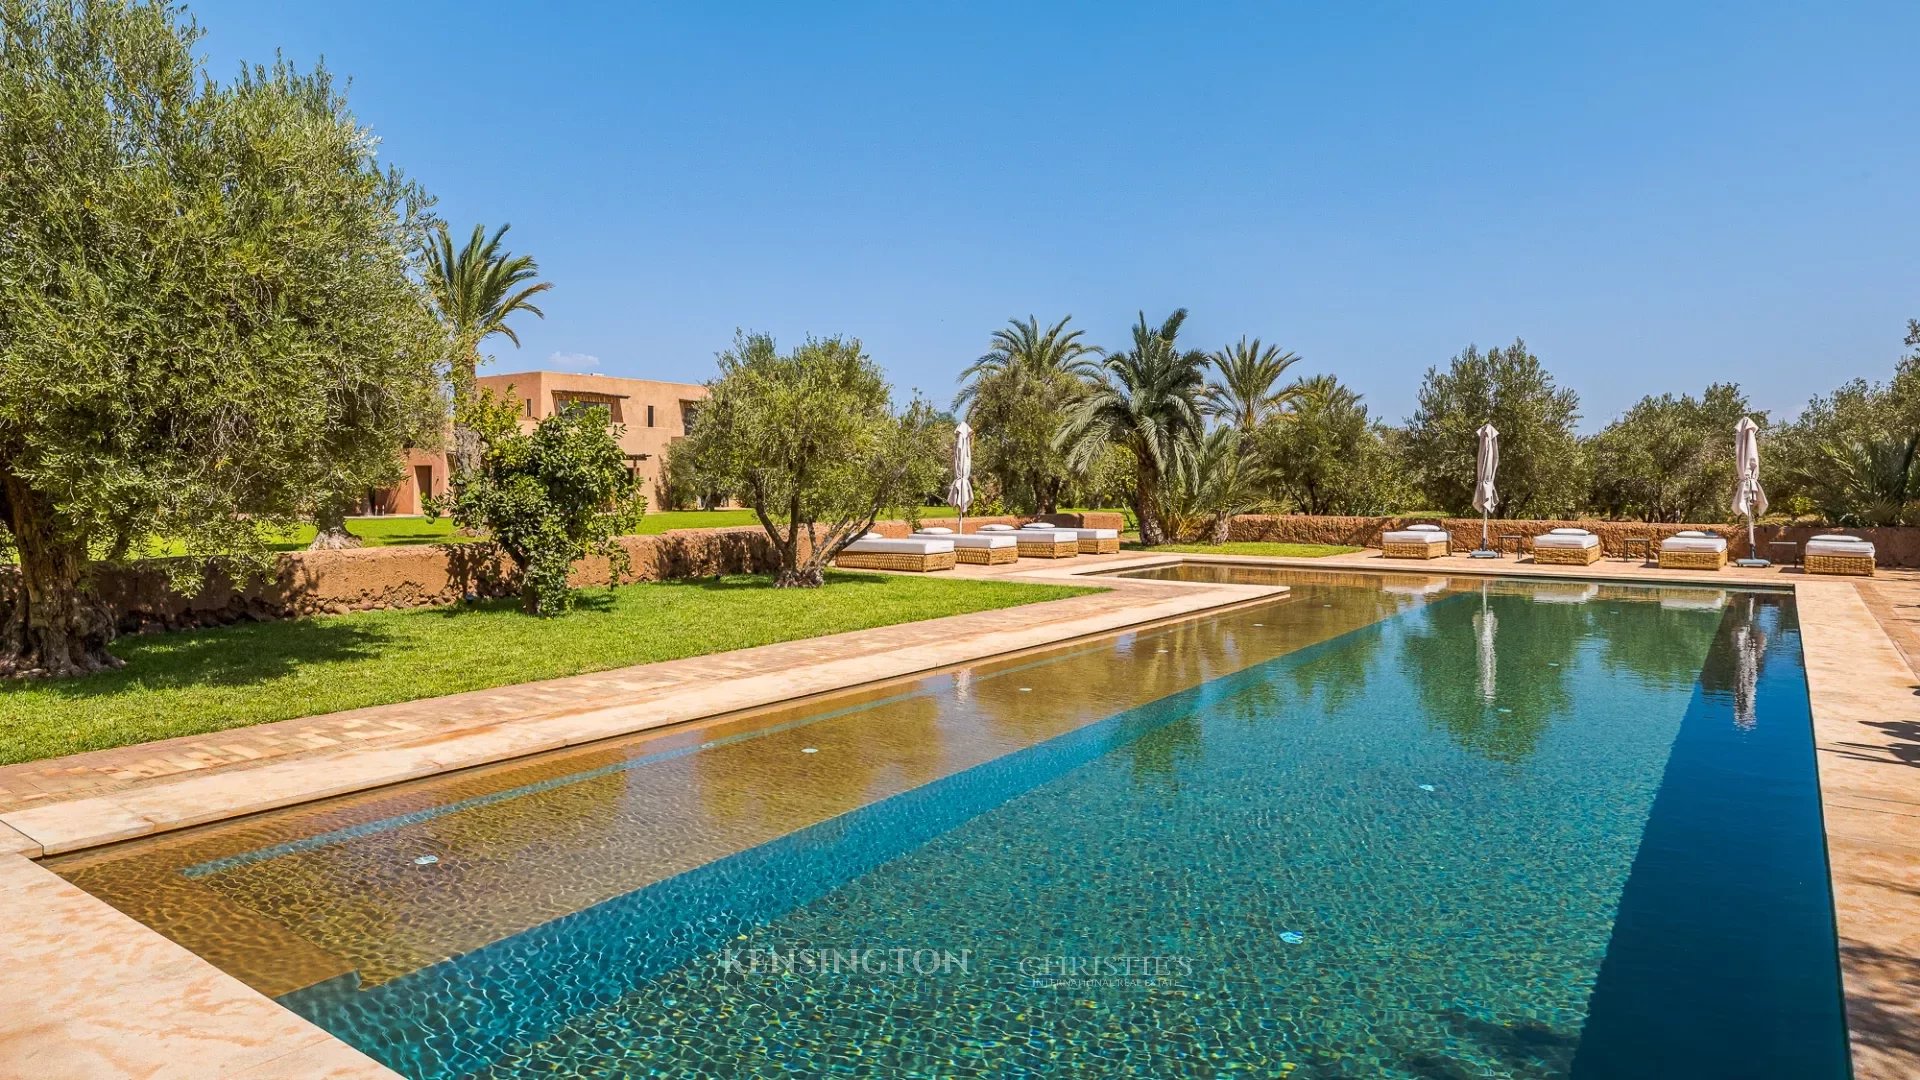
1227;514;1920;565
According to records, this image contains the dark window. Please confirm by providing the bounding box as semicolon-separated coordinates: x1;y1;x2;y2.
646;404;656;427
553;392;622;423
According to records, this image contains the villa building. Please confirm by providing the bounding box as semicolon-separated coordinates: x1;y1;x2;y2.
364;371;710;514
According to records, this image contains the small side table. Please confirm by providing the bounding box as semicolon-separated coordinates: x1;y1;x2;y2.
1623;537;1652;563
1767;540;1800;567
1497;533;1527;558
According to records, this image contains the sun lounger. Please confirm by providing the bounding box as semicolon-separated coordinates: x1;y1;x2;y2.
913;528;1018;565
981;523;1075;558
1804;534;1876;576
1657;530;1728;571
1381;523;1449;559
1530;528;1602;566
834;533;957;572
1021;522;1119;554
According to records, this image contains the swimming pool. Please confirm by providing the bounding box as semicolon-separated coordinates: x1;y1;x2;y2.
51;569;1849;1078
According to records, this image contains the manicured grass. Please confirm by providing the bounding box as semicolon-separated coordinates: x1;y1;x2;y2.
1130;541;1362;558
270;516;476;550
0;572;1099;765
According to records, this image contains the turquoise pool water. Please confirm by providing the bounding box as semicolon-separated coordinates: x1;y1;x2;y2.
57;571;1849;1078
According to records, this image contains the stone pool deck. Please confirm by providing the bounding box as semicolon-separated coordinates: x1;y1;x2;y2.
5;548;1920;1077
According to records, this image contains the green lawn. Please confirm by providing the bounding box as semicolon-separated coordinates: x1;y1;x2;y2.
0;572;1098;765
1130;541;1362;558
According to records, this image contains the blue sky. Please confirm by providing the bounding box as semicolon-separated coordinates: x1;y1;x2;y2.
190;1;1916;430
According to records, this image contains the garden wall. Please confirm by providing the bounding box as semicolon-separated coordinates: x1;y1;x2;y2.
4;512;1124;635
1227;514;1920;566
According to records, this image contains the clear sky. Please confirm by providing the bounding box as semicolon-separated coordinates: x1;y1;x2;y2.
187;1;1916;430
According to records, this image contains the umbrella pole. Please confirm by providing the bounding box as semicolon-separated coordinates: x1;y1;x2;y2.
1735;509;1769;568
1470;508;1497;558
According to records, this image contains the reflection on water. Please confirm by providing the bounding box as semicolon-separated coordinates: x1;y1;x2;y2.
54;569;1419;999
47;567;1832;1080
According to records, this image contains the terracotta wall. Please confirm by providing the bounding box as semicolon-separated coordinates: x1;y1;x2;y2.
1229;514;1920;565
4;512;1125;635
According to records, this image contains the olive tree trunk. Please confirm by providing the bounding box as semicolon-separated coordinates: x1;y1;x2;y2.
307;494;364;550
1;473;119;678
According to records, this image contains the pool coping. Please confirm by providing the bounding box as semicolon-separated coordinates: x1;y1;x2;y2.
7;555;1919;1078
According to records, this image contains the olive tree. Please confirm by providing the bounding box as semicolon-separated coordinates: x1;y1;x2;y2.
1257;375;1410;515
438;395;646;614
678;332;945;587
1402;339;1586;517
0;0;445;676
1587;384;1760;522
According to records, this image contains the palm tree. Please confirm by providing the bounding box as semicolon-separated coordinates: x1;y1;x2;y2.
1057;310;1211;545
955;315;1103;406
1205;337;1303;430
954;316;1102;512
423;223;552;473
1286;372;1360;411
1159;426;1273;543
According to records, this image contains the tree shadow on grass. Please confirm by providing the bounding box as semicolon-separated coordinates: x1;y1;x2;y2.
3;618;399;702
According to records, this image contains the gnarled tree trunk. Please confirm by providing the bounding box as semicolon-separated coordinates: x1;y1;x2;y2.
774;565;824;588
1;472;119;678
307;493;364;550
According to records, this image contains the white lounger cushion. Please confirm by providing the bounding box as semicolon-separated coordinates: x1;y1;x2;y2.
1016;530;1080;542
841;537;954;555
1405;524;1444;532
1546;527;1589;535
1531;531;1599;550
1046;527;1118;540
918;526;953;534
1806;535;1874;557
1382;529;1448;544
978;524;1015;532
912;532;1014;548
1659;535;1727;553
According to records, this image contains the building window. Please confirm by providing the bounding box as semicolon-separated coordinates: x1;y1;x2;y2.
523;398;533;417
552;392;623;424
646;404;655;427
681;400;700;433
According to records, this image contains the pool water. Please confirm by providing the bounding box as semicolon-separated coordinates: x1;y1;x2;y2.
51;571;1849;1079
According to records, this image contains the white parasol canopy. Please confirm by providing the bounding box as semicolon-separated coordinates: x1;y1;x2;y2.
1472;423;1499;552
948;421;973;530
1732;416;1767;519
1732;416;1767;562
